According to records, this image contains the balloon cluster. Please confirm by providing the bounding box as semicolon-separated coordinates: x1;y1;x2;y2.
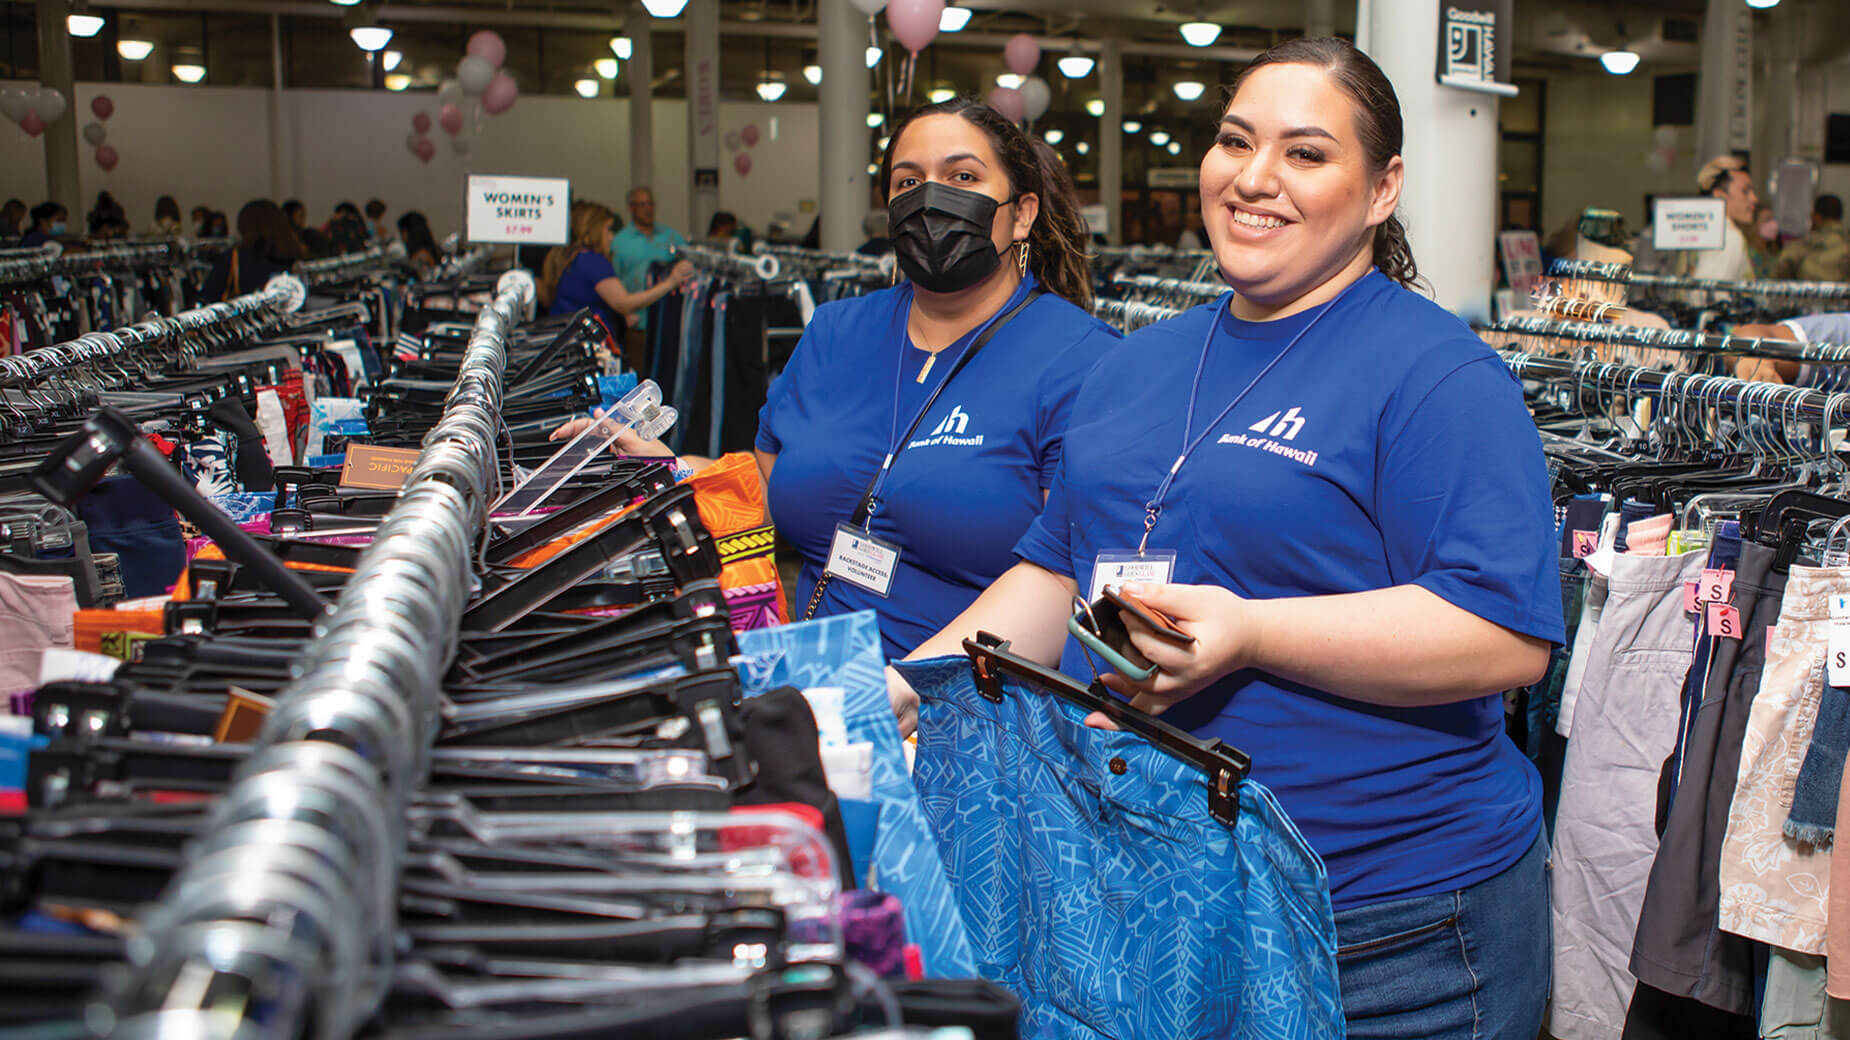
724;123;762;177
408;30;518;163
989;35;1049;124
83;95;117;170
0;85;68;139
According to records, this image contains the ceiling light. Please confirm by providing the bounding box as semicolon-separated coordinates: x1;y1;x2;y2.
939;6;971;31
1745;0;1779;7
172;63;206;83
877;135;890;149
1179;21;1222;46
1044;128;1065;144
1149;130;1170;145
1057;54;1094;78
384;73;411;91
640;0;690;17
1172;80;1205;101
382;49;402;71
1167;141;1182;155
928;87;955;103
1075;140;1090;154
575;78;600;98
867;162;879;175
803;64;822;85
1085;98;1104;117
1599;49;1640;74
996;73;1022;89
349;25;393;52
116;39;154;61
1122;120;1141;134
865;45;883;68
596;57;619;79
755;79;787;101
67;13;105;37
329;0;363;5
609;36;633;59
866;111;884;128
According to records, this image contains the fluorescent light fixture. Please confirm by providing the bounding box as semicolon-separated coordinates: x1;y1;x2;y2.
803;64;822;85
329;0;363;5
1075;140;1090;154
755;80;787;101
1057;54;1094;78
172;63;206;83
1085;98;1104;117
575;78;600;98
1179;21;1221;46
349;25;393;52
67;13;105;37
1167;141;1182;154
939;6;971;31
1599;49;1640;74
609;35;633;59
1122;120;1142;134
928;87;955;103
596;57;619;79
865;45;883;68
1172;80;1205;101
384;73;411;91
640;0;690;17
116;39;154;61
996;73;1023;89
1745;0;1779;7
1149;130;1170;145
1044;128;1065;144
382;49;403;71
866;111;885;128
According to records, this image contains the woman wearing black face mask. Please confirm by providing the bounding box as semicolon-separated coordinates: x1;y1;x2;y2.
553;98;1114;660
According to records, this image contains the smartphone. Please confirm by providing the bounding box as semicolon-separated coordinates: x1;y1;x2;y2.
1101;585;1194;645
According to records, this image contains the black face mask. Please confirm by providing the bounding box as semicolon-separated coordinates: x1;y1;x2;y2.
889;181;1007;294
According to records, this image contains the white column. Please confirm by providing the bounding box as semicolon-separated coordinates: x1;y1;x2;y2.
1364;0;1499;323
267;14;293;201
36;0;80;211
627;4;654;195
1695;0;1752;168
817;0;870;252
684;0;721;237
1098;37;1123;247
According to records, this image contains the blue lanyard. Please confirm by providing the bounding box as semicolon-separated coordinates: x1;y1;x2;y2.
1137;282;1357;554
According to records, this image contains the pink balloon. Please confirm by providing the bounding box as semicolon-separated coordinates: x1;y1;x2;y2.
987;86;1024;123
885;0;944;54
481;72;518;116
1004;33;1040;77
18;111;42;137
466;30;507;68
94;144;118;171
741;123;760;148
90;95;113;121
412;112;432;135
439;103;464;136
734;153;752;177
414;136;436;162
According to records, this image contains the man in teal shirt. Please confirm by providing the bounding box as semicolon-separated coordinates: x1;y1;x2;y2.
611;187;688;359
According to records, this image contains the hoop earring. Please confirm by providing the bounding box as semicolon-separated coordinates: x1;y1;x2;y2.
1017;240;1029;275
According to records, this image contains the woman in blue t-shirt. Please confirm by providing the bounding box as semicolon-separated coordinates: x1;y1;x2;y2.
554;99;1119;659
893;39;1563;1039
539;200;692;336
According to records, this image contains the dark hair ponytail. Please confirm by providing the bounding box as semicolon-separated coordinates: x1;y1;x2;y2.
1230;37;1424;292
880;97;1094;310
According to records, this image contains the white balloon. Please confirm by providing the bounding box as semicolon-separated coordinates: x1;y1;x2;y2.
457;55;496;96
1652;125;1678;149
81;120;106;146
438;78;463;107
849;0;888;13
1019;76;1051;122
1644;149;1669;175
0;87;29;123
34;87;66;124
406;132;423;154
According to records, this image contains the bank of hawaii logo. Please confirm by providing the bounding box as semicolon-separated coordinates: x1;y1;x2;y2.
1218;404;1318;467
910;405;984;448
929;405;971;438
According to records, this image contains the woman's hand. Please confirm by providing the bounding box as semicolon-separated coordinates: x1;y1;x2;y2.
886;664;919;740
665;259;696;288
1087;582;1255;728
547;408;676;458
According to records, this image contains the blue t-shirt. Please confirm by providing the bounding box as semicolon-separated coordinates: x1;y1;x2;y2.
550;250;623;333
759;274;1119;659
1015;269;1565;911
612;224;689;331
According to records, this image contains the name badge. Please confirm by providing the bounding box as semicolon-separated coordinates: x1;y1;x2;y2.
826;524;901;598
1089;549;1177;603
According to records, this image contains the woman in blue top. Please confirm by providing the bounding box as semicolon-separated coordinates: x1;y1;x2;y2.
539;200;691;336
558;99;1118;659
893;39;1563;1039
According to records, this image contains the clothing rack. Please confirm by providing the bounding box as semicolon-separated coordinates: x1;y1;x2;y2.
436;244;494;282
1501;348;1850;426
679;242;780;281
1549;258;1850;304
1093;296;1182;332
296;244;388;285
0;239;186;289
1093;244;1213;261
752;243;892;282
0;279;296;384
1107;271;1228;303
105;270;534;1036
1485;314;1850;362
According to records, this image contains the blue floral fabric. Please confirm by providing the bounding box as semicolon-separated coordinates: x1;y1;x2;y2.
736;612;977;977
894;655;1345;1040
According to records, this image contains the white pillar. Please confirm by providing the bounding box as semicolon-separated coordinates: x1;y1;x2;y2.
267;14;293;202
627;4;654;195
1695;0;1752;169
1098;37;1123;247
36;0;80;211
1363;0;1499;323
684;0;721;238
817;0;870;252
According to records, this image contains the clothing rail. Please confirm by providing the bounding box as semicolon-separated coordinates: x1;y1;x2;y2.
680;242;780;281
1484;314;1850;362
1093;296;1182;332
1548;258;1850;303
436;244;494;282
296;244;388;284
0;239;185;288
1501;349;1850;427
752;243;891;278
1108;271;1228;303
1094;244;1214;260
106;269;536;1039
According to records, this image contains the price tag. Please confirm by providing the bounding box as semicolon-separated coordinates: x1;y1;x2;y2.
1571;530;1598;559
1683;581;1701;614
1707;602;1742;640
1697;568;1734;605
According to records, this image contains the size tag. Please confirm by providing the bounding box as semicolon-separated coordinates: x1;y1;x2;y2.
1698;568;1735;606
825;524;901;598
1707;602;1742;640
1089;550;1178;603
1571;530;1598;559
1683;581;1701;614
